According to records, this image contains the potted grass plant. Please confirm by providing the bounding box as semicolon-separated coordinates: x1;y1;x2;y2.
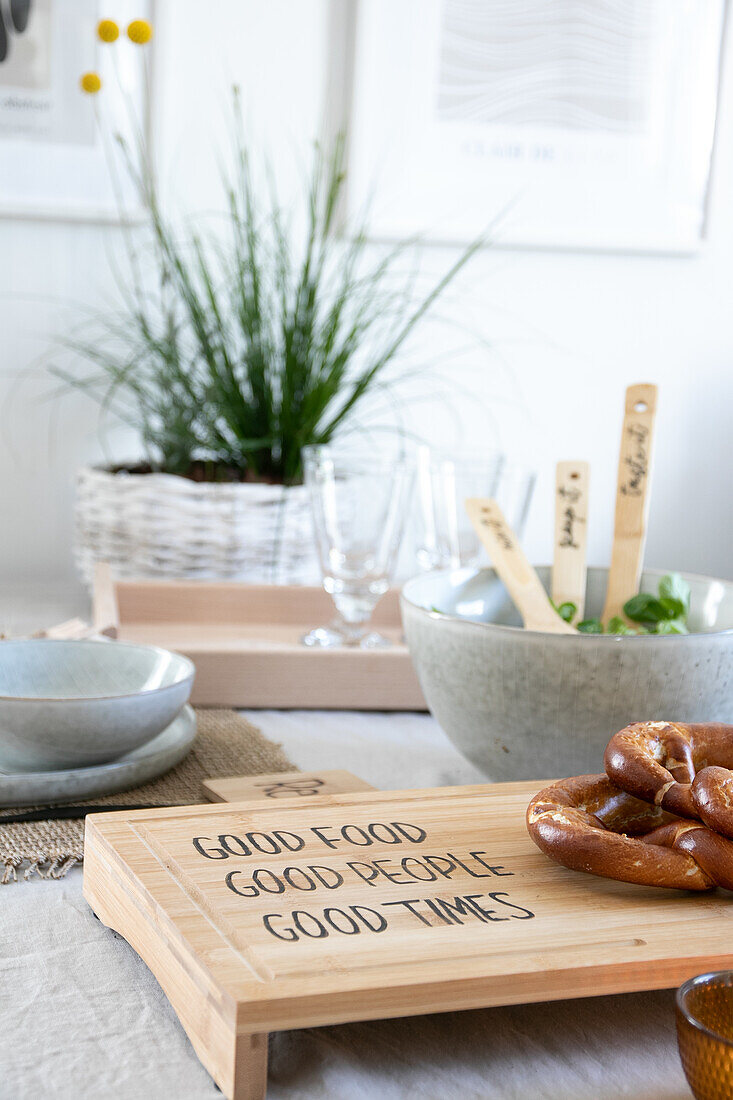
62;30;480;585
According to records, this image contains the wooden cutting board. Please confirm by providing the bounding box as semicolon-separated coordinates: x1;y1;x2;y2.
83;779;733;1100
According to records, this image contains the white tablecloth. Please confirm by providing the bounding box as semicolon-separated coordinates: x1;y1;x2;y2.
0;710;693;1100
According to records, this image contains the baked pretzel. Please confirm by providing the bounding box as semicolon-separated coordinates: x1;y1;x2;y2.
604;722;733;837
526;774;733;891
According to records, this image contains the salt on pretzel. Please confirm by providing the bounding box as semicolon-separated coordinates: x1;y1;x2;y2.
526;774;733;891
604;722;733;837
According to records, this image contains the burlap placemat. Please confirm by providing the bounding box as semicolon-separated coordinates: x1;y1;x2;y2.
0;709;294;884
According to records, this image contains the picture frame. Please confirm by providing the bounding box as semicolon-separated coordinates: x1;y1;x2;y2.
345;0;728;254
0;0;152;221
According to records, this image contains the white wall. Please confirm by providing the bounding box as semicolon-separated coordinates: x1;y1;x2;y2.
1;0;732;597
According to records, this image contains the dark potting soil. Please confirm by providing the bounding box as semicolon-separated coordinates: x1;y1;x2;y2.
107;461;286;485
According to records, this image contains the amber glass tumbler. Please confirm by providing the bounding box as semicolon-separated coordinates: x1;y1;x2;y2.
677;971;733;1100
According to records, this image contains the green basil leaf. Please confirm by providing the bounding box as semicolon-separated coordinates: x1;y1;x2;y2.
655;617;689;635
623;593;669;623
658;573;691;614
550;599;577;623
577;618;604;634
607;616;638;635
658;596;686;619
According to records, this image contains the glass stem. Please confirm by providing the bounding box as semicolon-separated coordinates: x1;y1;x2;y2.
333;619;368;645
331;594;375;644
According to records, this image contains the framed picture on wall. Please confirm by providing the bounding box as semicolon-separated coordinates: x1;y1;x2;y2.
346;0;727;254
0;0;152;220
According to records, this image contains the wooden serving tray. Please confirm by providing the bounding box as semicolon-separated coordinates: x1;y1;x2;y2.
83;779;733;1100
93;566;426;710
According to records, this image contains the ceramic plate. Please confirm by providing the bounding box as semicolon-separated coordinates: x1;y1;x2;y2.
0;705;196;807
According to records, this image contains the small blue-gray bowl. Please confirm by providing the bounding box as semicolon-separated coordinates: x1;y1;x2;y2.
0;639;194;771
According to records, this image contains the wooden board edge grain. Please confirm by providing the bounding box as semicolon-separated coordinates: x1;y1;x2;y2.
231;951;733;1035
83;815;267;1100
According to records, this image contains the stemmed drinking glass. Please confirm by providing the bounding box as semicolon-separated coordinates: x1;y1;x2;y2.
302;445;413;648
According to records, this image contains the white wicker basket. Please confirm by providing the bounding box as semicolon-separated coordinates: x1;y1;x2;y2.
74;466;320;587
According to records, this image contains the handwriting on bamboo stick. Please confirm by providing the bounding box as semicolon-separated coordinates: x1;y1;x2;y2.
557;484;585;550
621;424;649;497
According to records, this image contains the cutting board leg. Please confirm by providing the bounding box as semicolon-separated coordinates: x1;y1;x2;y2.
84;832;269;1100
232;1032;268;1100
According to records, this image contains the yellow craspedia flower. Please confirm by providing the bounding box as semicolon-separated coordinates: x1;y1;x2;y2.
80;71;102;94
127;19;153;44
97;19;119;43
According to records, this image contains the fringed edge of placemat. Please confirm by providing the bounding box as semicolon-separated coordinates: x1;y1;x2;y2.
2;855;81;883
0;817;86;885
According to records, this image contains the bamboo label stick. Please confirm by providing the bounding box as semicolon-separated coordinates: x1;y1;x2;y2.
466;497;575;634
602;383;658;623
552;461;589;624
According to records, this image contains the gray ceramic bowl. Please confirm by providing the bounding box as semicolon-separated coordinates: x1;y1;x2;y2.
0;639;195;771
401;566;733;781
